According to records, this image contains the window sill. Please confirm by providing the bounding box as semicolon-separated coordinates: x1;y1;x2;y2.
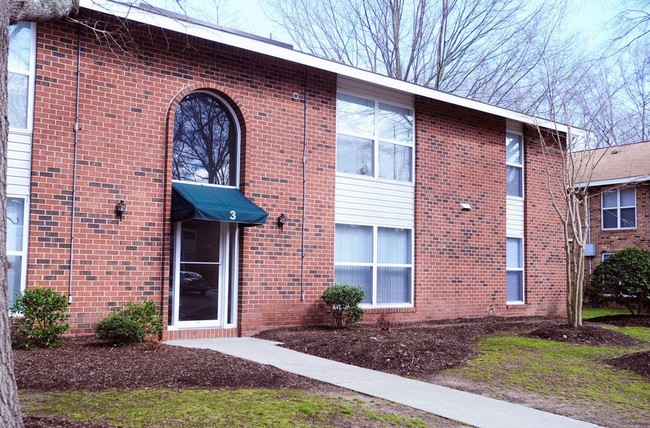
363;307;416;314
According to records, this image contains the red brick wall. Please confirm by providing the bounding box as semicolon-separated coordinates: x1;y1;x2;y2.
522;126;566;316
588;183;650;268
28;12;566;337
30;13;336;337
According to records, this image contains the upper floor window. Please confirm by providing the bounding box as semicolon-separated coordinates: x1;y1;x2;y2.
9;22;35;131
336;93;414;182
506;133;523;197
602;188;636;230
173;92;239;187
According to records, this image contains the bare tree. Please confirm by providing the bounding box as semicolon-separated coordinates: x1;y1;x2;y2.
1;2;78;426
269;0;567;106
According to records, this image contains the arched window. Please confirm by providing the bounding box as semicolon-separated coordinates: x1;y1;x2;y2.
173;92;239;186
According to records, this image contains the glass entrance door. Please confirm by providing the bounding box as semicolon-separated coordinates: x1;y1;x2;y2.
170;219;235;328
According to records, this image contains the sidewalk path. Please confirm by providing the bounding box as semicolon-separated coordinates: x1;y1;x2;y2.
166;337;600;428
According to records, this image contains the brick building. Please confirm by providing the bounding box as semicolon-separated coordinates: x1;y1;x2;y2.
6;0;569;340
581;142;650;272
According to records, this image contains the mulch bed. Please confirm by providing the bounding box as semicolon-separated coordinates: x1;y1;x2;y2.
14;337;318;391
257;316;562;377
607;351;650;381
525;324;645;346
586;314;650;327
15;314;649;427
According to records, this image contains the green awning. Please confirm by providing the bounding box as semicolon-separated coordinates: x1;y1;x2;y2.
171;182;268;226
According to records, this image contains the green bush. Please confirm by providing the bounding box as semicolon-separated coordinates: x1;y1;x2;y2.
588;247;650;315
96;300;162;345
322;284;364;327
96;315;145;345
11;287;70;349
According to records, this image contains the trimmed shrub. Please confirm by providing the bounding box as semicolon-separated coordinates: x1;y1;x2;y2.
96;300;162;345
11;287;70;349
96;315;145;345
588;247;650;315
322;284;364;327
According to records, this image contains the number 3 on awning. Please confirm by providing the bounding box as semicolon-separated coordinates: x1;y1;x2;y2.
230;210;237;220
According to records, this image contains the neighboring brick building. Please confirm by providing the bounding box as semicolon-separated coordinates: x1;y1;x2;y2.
581;142;650;273
6;0;569;339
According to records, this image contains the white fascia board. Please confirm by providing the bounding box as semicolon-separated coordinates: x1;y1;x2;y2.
576;175;650;188
81;0;574;133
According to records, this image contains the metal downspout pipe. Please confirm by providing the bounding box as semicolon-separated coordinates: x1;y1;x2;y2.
68;26;82;304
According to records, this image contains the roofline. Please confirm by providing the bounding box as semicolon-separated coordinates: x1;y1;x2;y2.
80;0;577;134
576;175;650;188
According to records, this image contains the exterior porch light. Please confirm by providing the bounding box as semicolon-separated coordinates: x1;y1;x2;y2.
276;213;286;231
115;200;126;220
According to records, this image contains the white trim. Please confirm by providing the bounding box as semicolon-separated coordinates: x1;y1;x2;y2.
80;0;577;134
576;175;650;188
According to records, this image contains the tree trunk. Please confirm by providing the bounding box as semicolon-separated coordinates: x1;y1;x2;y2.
1;2;78;426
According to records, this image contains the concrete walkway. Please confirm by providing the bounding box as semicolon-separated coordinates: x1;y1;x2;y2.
166;337;600;428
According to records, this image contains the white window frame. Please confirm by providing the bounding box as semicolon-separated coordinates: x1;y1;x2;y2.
601;252;615;262
336;92;415;184
6;196;29;311
601;188;636;230
8;22;36;134
334;223;414;308
506;236;525;304
506;132;524;199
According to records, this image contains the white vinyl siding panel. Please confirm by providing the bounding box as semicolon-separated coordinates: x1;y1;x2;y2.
336;175;414;228
7;133;32;196
338;76;414;108
506;197;524;237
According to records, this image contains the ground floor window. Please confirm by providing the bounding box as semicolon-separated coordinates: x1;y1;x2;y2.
334;224;413;306
506;237;524;303
6;197;28;309
169;219;238;328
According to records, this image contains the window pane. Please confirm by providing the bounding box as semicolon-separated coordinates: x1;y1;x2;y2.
336;135;374;176
335;224;372;263
377;267;411;304
9;23;31;71
620;188;635;206
7;255;22;309
602;191;617;208
506;165;522;197
506;238;522;268
507;271;523;302
602;209;618;229
8;72;28;129
335;266;372;304
378;142;412;181
620;208;636;228
173;93;237;185
378;227;411;264
378;102;412;143
180;220;221;263
506;133;522;165
337;93;374;137
178;263;219;321
6;198;25;252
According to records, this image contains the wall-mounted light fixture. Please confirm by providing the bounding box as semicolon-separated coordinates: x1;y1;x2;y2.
276;213;286;231
460;203;472;211
115;200;126;220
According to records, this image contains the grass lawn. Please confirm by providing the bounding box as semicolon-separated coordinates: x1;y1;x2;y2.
582;307;631;320
21;389;436;428
446;326;650;426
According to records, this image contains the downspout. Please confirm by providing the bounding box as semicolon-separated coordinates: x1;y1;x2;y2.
68;26;82;304
300;67;308;301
